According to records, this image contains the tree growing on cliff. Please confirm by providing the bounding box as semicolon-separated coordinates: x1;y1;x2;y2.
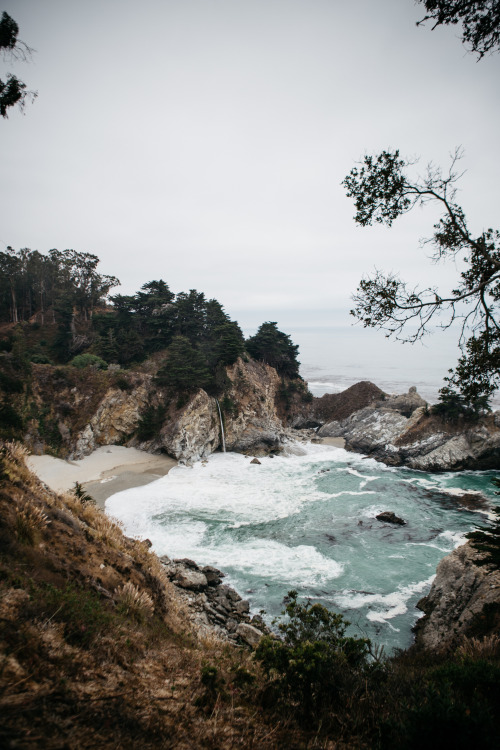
246;322;300;378
342;148;500;409
155;335;212;393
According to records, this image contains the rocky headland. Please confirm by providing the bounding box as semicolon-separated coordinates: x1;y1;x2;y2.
301;381;500;472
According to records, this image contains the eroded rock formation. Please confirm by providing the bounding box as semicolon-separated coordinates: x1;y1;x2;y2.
414;541;500;650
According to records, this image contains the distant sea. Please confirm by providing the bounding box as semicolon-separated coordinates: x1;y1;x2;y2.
285;324;500;409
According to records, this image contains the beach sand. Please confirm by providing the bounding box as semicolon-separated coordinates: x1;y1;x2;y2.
27;446;177;509
318;436;346;448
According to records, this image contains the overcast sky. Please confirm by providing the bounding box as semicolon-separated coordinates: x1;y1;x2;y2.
1;0;499;337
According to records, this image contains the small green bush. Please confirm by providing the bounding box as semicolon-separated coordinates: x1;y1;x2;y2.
70;353;108;370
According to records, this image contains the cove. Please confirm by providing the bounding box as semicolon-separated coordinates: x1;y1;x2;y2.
106;443;495;653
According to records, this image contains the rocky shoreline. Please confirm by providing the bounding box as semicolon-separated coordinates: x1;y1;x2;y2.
160;556;269;646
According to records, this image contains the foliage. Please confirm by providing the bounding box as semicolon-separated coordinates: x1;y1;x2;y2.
136;403;167;441
246;322;300;378
343;149;500;408
0;12;37;118
432;385;490;421
417;0;500;58
255;590;370;720
155;335;212;393
29;582;114;647
0;247;119;327
72;481;95;506
70;353;107;370
385;658;500;749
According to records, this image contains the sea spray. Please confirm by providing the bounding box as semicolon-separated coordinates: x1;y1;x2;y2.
106;443;496;653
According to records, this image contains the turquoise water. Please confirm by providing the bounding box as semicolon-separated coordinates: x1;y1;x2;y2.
106;444;495;653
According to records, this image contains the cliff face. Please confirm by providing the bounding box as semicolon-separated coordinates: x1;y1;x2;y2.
26;357;300;464
414;541;500;650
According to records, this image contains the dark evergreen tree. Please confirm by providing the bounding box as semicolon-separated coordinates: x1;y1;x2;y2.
213;321;245;366
246;322;300;378
156;335;212;393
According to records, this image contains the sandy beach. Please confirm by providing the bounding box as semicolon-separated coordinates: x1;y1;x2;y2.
27;446;177;509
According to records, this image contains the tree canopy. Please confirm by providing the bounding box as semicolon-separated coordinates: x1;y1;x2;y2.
246;322;300;378
0;11;36;117
417;1;500;58
342;148;500;408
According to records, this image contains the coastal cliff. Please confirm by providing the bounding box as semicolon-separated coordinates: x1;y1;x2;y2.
414;540;500;651
23;357;307;464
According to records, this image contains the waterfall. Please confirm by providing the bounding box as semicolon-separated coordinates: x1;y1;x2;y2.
215;398;226;453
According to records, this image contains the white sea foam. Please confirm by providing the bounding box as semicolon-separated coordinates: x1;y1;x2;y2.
335;576;435;623
105;439;483;651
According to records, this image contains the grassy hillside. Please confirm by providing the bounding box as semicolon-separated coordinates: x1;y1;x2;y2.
2;442;500;749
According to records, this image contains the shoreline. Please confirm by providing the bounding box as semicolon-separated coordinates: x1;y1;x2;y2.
27;446;177;510
26;437;345;510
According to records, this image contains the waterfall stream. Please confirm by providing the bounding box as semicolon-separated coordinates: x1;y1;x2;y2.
215;399;226;453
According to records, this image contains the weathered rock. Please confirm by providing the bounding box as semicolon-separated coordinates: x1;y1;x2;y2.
317;386;500;472
202;565;224;585
376;511;406;526
250;458;261;465
72;383;150;458
159;389;220;463
174;568;208;590
234;599;250;614
414;541;500;650
236;623;264;647
298;381;386;427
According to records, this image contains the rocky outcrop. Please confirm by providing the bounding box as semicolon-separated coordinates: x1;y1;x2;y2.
414;541;500;650
223;358;289;454
300;381;386;427
157;389;220;463
44;356;298;463
72;382;150;458
160;556;267;645
317;386;500;471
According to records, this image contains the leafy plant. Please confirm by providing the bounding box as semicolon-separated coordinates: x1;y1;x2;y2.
72;481;95;505
255;590;370;721
70;353;108;370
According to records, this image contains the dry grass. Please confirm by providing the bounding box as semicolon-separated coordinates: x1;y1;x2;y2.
457;634;500;660
114;581;155;620
15;501;51;545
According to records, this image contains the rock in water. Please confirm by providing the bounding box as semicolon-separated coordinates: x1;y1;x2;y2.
250;458;261;465
376;511;406;526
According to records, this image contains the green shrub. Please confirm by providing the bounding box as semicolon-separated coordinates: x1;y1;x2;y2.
386;660;500;749
70;353;108;370
255;590;370;721
30;353;53;364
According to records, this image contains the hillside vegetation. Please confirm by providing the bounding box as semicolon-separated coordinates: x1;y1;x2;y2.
2;442;500;748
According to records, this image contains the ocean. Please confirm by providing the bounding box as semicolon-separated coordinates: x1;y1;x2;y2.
106;325;497;653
